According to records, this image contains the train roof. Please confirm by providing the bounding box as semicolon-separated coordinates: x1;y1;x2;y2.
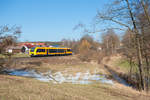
31;46;71;49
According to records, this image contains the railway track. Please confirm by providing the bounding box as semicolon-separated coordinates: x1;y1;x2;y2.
1;55;81;69
3;55;71;60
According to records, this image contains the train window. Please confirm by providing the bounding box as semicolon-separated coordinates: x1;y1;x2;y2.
57;49;64;53
37;49;40;52
37;49;45;52
49;49;57;53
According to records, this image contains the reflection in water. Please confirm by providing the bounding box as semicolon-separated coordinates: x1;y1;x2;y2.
6;69;114;85
109;71;131;87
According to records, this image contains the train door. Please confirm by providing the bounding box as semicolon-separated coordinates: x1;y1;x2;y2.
65;49;67;55
47;49;48;56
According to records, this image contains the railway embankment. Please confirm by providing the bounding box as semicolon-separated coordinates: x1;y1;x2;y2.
2;56;82;69
104;65;138;88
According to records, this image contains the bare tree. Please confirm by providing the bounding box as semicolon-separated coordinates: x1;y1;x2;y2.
0;25;21;70
140;0;150;24
101;29;120;55
95;0;150;90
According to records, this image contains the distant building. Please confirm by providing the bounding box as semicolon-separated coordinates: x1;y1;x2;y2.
6;46;22;53
18;42;45;47
97;47;102;51
5;42;46;54
18;42;46;53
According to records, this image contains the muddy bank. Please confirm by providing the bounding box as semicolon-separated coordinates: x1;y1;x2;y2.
104;65;139;88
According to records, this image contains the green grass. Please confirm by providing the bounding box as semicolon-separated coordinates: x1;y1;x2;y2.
114;59;131;73
114;58;140;73
117;60;130;69
0;54;5;58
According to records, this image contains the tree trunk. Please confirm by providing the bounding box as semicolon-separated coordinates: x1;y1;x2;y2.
141;25;150;92
145;55;150;92
125;0;144;90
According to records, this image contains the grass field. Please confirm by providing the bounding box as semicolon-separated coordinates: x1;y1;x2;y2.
114;59;131;72
0;55;150;100
0;75;149;100
102;55;132;74
109;55;140;74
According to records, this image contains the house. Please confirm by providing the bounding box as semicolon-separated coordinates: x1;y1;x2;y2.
6;46;22;53
18;42;46;53
5;42;46;54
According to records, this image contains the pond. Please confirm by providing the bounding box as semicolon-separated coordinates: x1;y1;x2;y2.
5;69;114;85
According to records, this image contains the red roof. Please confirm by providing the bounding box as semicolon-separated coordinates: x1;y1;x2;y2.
18;42;45;48
24;44;35;48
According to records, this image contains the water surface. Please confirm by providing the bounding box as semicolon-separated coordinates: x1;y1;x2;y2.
6;69;114;85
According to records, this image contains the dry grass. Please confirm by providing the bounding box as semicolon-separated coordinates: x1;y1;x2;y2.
1;55;150;100
0;53;30;58
12;53;30;57
0;75;149;100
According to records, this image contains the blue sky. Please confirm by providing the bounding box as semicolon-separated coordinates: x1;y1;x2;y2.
0;0;109;42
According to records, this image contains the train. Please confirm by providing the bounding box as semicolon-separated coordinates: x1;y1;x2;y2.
29;47;72;57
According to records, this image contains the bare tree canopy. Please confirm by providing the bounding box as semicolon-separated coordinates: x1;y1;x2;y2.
95;0;150;91
0;25;21;54
101;29;120;55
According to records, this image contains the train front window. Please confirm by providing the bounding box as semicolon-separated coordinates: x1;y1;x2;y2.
30;47;35;52
37;49;45;52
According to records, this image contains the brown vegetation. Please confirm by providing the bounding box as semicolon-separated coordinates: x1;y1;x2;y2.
1;74;150;100
96;0;150;91
0;55;150;100
0;25;21;71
